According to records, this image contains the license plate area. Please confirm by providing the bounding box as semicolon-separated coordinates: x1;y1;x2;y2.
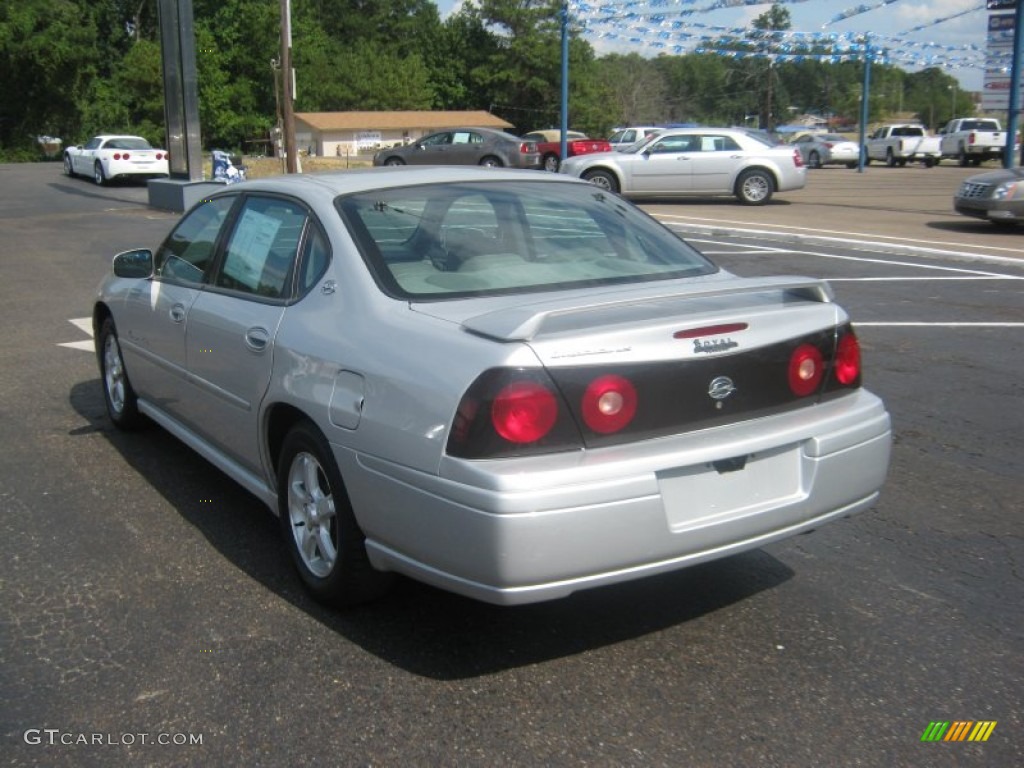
658;444;804;532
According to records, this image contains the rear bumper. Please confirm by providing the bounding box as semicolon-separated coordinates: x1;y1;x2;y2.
340;389;891;605
105;159;169;178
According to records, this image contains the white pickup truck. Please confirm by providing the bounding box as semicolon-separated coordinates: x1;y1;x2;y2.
938;118;1007;166
864;125;941;167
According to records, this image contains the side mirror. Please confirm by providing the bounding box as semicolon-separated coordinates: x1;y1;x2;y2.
113;248;154;278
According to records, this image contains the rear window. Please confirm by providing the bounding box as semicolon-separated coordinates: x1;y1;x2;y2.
336;180;715;300
962;120;999;131
105;137;155;150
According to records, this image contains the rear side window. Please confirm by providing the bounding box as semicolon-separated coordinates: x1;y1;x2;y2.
215;196;308;299
298;225;330;294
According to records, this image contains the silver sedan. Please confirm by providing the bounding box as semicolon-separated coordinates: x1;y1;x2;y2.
559;127;807;204
94;167;889;607
792;133;861;169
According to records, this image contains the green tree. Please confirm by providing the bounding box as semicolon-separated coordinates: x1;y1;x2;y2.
0;0;104;152
596;53;667;127
750;2;791;129
472;0;565;130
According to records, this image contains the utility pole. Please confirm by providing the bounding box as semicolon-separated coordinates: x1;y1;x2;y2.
280;0;298;174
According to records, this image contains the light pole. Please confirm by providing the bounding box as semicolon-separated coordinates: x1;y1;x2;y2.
948;84;956;121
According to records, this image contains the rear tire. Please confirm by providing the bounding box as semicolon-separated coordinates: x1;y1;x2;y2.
808;151;821;169
543;153;560;172
735;168;774;205
479;156;503;168
278;421;393;607
94;162;106;186
885;149;897;168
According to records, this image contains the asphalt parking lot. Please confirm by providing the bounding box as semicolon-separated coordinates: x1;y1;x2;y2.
646;162;1023;263
1;162;1021;767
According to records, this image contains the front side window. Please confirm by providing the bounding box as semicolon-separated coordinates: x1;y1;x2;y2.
215;196;308;299
337;180;716;300
419;132;451;147
649;135;698;153
155;196;235;285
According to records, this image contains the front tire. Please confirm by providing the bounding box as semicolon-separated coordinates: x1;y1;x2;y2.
98;317;144;430
64;154;75;177
383;157;404;167
735;168;774;205
94;162;107;186
582;169;619;193
278;422;393;607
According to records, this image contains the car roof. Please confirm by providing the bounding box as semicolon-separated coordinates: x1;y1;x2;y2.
226;166;585;202
426;126;515;138
524;129;588;141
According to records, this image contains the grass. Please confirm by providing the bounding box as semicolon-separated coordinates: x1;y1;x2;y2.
218;154;375;179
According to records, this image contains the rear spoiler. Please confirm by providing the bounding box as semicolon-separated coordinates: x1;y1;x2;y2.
462;276;834;342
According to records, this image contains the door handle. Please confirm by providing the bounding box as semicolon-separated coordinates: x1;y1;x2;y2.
245;327;270;352
169;304;186;323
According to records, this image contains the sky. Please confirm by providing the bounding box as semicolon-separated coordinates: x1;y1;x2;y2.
437;0;1000;91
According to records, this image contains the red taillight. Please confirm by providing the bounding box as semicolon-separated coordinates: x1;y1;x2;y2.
491;380;558;443
792;148;804;167
156;152;164;160
824;142;834;149
520;142;534;154
834;333;860;385
788;344;824;397
113;153;121;160
581;375;637;434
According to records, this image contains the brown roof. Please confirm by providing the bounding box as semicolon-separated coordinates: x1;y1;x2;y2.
295;111;513;132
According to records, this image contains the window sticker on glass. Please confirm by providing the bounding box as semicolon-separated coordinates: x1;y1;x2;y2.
224;208;283;291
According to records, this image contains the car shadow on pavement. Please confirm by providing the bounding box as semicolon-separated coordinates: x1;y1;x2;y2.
49;180;154;207
926;220;1023;236
70;378;794;680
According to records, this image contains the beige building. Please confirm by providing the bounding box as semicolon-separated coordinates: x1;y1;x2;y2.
294;111;514;157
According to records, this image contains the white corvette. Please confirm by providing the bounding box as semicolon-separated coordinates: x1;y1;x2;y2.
64;134;169;185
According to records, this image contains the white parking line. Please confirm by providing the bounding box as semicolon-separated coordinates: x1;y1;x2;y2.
685;238;1018;279
656;214;1024;259
856;322;1024;328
